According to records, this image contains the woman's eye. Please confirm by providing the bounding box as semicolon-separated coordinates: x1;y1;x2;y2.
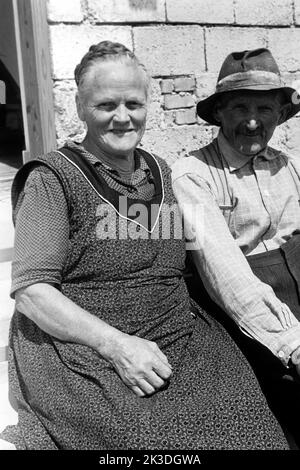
127;101;143;110
97;103;115;111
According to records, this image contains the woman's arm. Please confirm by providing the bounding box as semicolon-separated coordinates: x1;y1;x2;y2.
16;282;172;397
12;167;171;397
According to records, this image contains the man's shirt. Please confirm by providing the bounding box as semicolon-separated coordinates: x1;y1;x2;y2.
172;130;300;365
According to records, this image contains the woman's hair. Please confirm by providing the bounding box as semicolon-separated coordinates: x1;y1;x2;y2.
74;40;150;92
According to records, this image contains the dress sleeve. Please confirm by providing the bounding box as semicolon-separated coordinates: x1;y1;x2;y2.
11;165;70;297
172;169;300;366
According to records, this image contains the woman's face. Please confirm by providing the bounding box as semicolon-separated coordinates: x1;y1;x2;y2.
76;59;148;159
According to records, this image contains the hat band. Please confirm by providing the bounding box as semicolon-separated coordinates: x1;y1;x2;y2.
216;70;284;93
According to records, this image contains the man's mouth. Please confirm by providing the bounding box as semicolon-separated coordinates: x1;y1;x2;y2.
243;131;261;137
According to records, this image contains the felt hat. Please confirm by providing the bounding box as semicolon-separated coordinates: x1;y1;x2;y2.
196;48;300;126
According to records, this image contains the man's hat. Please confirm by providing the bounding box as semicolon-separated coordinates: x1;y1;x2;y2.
196;48;300;126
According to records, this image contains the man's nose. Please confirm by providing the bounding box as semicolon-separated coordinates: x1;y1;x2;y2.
114;105;130;122
246;119;259;130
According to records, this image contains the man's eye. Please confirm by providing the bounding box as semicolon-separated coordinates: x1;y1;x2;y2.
259;106;272;113
233;105;247;112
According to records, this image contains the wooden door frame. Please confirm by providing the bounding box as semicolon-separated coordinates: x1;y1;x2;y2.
13;0;56;162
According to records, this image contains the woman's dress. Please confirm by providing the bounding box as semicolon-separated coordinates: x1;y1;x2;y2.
1;144;288;449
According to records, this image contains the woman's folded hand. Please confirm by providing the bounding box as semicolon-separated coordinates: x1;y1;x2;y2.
103;332;173;397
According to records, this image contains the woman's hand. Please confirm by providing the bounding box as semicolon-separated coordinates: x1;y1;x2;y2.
15;284;172;397
102;333;173;397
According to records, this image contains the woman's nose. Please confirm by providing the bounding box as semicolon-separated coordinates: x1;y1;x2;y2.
114;105;130;122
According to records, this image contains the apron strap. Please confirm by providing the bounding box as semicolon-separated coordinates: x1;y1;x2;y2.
287;159;300;201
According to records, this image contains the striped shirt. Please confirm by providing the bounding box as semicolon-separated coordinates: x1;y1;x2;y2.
172;130;300;365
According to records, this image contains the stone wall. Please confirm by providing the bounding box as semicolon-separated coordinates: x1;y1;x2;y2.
47;0;300;164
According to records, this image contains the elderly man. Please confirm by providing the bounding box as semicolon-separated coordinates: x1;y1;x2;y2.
172;48;300;447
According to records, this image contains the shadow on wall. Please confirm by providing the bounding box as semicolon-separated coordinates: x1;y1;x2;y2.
129;0;156;10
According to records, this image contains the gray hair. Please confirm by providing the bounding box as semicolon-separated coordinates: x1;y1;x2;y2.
74;40;150;94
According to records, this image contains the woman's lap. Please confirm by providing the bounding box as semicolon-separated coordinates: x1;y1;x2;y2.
0;311;288;450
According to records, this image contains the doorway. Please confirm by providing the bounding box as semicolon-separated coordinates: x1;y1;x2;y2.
0;0;24;193
0;0;56;363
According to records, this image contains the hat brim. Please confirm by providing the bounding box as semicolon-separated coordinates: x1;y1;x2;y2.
197;85;300;126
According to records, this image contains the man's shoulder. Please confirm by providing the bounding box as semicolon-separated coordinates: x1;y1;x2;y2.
267;145;288;159
286;153;300;178
268;146;300;172
171;140;220;181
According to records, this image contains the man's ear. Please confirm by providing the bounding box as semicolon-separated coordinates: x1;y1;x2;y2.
278;102;292;125
75;92;85;122
212;102;222;124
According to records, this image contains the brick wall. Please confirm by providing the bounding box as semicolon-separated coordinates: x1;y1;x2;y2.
47;0;300;164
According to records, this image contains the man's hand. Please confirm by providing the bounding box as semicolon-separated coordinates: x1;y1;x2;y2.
102;333;173;397
291;346;300;376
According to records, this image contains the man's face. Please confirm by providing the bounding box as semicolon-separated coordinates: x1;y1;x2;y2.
215;91;284;155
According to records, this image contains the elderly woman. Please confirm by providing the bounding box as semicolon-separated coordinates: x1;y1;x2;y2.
0;41;288;450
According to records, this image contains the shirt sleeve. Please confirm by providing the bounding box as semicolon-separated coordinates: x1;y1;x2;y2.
11;165;70;297
172;170;300;366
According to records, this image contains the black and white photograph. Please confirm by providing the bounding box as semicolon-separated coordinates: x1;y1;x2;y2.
0;0;300;460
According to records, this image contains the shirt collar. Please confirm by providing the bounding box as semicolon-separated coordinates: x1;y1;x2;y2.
65;140;102;166
65;140;149;176
217;130;277;173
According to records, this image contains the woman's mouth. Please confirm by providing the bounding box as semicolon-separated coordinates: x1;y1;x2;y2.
111;129;134;135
